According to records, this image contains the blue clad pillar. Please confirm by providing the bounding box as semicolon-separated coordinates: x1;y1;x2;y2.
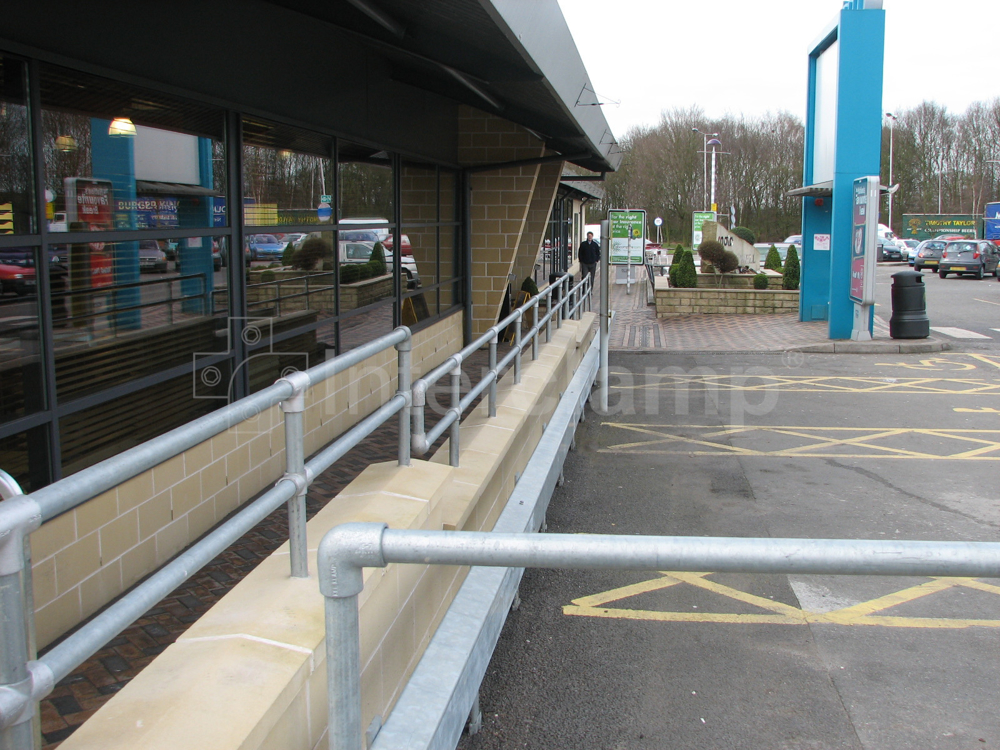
179;137;217;314
827;7;884;339
91;118;140;330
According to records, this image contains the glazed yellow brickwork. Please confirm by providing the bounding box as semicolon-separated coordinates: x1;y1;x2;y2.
30;314;463;648
458;105;567;337
58;314;595;750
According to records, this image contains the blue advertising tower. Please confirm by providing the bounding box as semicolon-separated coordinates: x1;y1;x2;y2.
796;0;885;339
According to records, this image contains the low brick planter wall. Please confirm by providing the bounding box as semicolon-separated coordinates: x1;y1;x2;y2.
695;270;783;289
654;278;799;316
247;269;392;313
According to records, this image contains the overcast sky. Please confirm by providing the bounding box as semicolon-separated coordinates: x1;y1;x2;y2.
558;0;999;139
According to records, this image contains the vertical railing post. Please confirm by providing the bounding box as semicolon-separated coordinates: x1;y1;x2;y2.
449;363;462;467
318;524;385;750
545;288;552;342
513;310;522;384
531;301;539;360
555;280;562;330
277;371;312;578
488;331;497;418
0;475;42;750
395;329;412;467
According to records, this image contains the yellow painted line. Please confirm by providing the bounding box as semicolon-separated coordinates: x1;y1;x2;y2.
764;428;928;458
566;574;1000;629
963;353;1000;370
617;375;1000;395
570;573;683;608
816;578;958;622
667;571;805;618
954;407;1000;414
563;606;804;625
975;298;1000;307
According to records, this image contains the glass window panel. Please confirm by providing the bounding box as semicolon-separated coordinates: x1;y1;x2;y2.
339;299;393;353
0;247;45;423
49;236;227;401
402;287;436;326
247;230;336;322
59;368;227;477
0;425;50;491
40;64;226;232
245;318;318;396
242;117;333;228
339;141;393;223
0;56;34;234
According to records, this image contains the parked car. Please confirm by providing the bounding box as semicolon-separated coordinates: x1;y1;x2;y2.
877;238;904;262
900;239;919;263
784;235;802;246
277;232;306;249
938;240;1000;279
912;240;946;272
339;241;419;282
0;261;35;295
381;233;412;257
138;241;168;273
245;234;286;261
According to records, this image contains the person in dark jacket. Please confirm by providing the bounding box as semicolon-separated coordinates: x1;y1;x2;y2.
578;232;600;282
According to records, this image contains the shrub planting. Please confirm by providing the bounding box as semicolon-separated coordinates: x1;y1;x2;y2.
521;276;539;296
368;242;387;276
674;249;698;288
281;242;296;266
732;226;757;245
340;264;362;284
292;235;332;270
782;246;800;290
717;250;740;275
764;244;783;272
753;273;769;290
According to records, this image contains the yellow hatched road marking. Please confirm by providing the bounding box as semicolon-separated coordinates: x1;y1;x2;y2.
600;424;1000;461
564;574;1000;629
618;374;1000;395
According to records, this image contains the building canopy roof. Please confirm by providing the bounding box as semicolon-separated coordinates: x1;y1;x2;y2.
269;0;621;172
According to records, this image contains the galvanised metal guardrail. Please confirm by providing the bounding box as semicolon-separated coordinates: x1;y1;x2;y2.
317;524;1000;750
0;268;593;749
411;272;591;465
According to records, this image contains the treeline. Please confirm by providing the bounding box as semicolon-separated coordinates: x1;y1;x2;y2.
597;100;1000;244
598;107;804;244
879;100;1000;233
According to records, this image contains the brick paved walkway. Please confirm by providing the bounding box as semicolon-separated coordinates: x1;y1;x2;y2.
608;268;829;352
38;343;512;747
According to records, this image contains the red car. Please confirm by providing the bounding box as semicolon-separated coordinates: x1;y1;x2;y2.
381;234;412;257
0;262;36;296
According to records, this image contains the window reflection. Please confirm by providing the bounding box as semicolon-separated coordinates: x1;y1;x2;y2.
339;142;393;222
242;117;333;227
40;64;226;232
0;56;34;234
0;247;45;423
48;236;227;401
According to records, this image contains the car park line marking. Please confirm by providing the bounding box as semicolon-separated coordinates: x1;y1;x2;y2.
875;358;977;371
953;407;1000;414
599;424;1000;461
975;298;1000;307
620;374;1000;395
564;574;1000;629
961;353;1000;370
930;326;992;340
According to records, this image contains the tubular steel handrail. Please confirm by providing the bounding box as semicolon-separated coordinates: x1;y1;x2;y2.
0;324;414;745
318;523;1000;750
0;266;593;745
410;272;591;466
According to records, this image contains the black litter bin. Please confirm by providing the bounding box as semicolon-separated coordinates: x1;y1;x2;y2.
889;270;930;339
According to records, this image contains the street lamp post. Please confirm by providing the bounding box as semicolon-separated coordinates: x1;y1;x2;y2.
708;138;722;212
885;112;897;232
692;128;718;212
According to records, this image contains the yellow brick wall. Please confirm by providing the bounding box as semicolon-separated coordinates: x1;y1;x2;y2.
31;313;464;648
458;105;549;337
58;313;597;750
512;160;562;286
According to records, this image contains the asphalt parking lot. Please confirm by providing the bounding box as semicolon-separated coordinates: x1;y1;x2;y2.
875;261;1000;346
461;348;1000;750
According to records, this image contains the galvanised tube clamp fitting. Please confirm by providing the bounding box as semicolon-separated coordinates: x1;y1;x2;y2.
394;329;412;352
0;676;32;729
0;495;42;576
277;370;312;414
277;472;309;496
317;522;388;599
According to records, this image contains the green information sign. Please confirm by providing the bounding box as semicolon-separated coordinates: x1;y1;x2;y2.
608;209;645;264
692;211;716;248
901;214;977;241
